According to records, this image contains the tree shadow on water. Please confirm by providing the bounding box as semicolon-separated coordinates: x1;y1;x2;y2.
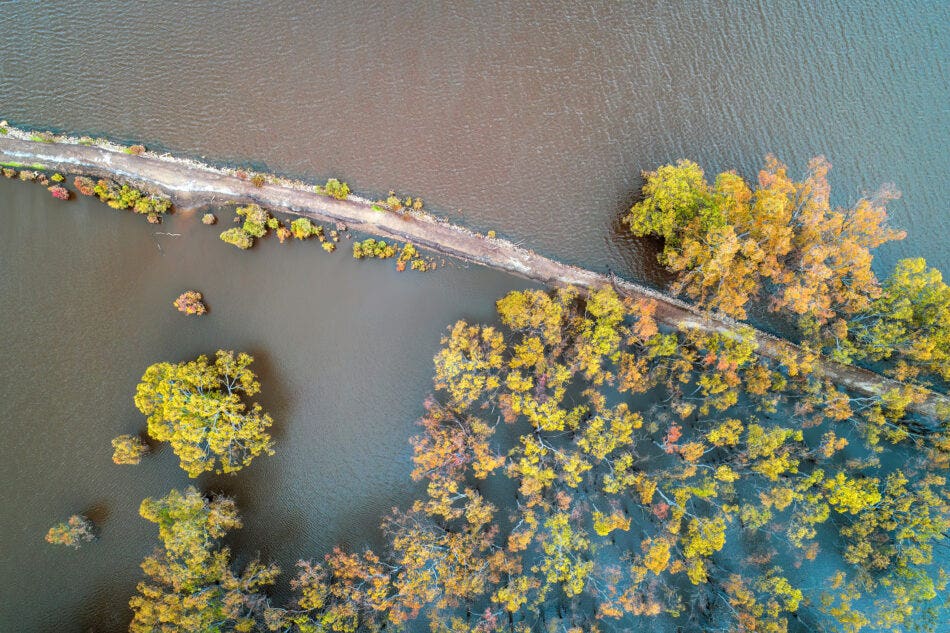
244;346;292;444
74;575;136;633
82;500;111;529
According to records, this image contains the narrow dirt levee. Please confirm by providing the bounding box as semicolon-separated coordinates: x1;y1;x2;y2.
2;134;945;420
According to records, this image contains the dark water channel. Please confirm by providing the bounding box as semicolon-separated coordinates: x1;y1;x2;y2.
0;1;947;630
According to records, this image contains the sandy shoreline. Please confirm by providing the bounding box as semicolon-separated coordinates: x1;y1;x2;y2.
1;129;945;420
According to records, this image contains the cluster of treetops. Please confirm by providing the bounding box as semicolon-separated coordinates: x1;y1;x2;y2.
2;164;76;201
1;164;174;221
43;155;948;632
625;156;948;387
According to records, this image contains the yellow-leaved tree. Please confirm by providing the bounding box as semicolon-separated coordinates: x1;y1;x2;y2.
134;350;275;477
624;156;905;323
130;487;279;632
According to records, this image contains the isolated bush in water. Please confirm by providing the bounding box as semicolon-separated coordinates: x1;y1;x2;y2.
173;290;207;316
219;227;254;249
45;515;95;548
111;434;149;465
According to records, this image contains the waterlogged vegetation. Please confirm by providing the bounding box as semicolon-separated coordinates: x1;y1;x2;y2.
45;515;96;549
67;175;172;223
89;178;171;215
374;190;426;215
130;350;274;478
352;238;437;271
173;290;207;315
624;157;950;390
128;487;279;633
112;282;948;632
111;434;149;466
2;164;73;200
211;202;436;270
218;203;328;249
0;126;444;275
17;141;947;631
220;227;256;250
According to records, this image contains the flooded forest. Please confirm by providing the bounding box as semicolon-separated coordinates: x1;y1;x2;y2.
0;2;947;632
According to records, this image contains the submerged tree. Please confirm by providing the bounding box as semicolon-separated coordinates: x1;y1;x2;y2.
843;258;950;384
134;350;275;477
130;487;279;632
220;227;255;250
89;178;172;215
289;217;318;240
274;286;948;633
622;157;950;393
111;433;149;465
45;515;95;548
624;157;905;322
173;290;208;316
237;203;271;238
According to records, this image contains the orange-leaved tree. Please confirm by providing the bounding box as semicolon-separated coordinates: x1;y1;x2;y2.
625;156;905;322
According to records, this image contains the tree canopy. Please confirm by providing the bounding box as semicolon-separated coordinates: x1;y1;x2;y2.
47;157;945;632
130;487;279;633
842;258;950;385
623;157;950;393
262;286;949;633
45;515;95;549
134;350;275;477
112;434;149;465
624;156;905;322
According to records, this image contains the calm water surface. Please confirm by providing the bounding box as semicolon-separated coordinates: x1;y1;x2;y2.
1;1;947;274
0;1;947;630
0;180;534;630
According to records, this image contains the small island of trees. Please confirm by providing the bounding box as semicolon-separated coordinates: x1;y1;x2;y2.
45;515;96;549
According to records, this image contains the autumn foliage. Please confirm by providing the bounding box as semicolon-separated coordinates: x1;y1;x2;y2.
261;286;949;632
624;157;950;393
843;257;950;385
130;487;278;632
625;157;905;321
133;350;275;477
46;515;95;548
48;185;69;200
37;154;943;632
111;434;149;465
90;178;172;215
173;290;207;316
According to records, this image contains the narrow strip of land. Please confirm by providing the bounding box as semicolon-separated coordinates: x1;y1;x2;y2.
2;134;945;419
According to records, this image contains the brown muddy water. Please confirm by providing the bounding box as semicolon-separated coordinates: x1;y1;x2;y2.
0;180;535;630
0;1;947;630
1;1;947;275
